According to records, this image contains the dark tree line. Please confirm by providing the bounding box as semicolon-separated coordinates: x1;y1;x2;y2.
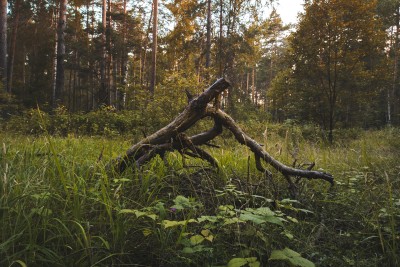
0;0;399;136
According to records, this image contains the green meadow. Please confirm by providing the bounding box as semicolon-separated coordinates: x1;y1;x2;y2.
1;126;399;266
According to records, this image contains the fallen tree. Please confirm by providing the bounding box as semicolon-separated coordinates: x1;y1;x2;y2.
112;78;333;191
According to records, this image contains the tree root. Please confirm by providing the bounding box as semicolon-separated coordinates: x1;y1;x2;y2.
112;78;334;190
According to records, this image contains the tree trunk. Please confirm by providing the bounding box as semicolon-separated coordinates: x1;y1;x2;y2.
252;67;255;104
120;0;128;109
389;5;400;125
0;0;7;92
107;0;112;106
149;0;158;95
52;9;58;108
99;0;108;106
205;0;211;69
54;0;67;108
7;0;20;94
218;0;223;77
112;78;334;193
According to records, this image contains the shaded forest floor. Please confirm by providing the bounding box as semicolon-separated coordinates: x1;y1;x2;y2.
0;125;399;266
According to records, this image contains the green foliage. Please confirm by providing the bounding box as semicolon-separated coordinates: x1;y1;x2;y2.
2;73;207;136
0;126;399;266
269;248;315;267
228;257;260;267
4;106;140;136
0;90;22;119
269;0;388;133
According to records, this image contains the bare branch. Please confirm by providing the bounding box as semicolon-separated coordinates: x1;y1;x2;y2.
111;78;334;189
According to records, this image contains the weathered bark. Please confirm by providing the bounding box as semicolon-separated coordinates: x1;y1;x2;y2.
205;0;211;69
120;0;128;109
149;0;158;95
99;0;108;106
389;5;400;125
54;0;68;108
7;0;21;93
113;78;334;188
0;0;7;91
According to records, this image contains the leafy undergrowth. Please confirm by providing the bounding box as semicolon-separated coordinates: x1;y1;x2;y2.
0;127;399;266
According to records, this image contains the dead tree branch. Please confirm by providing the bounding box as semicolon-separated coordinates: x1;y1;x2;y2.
112;78;334;187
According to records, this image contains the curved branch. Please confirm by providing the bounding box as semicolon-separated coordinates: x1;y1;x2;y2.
213;109;334;185
190;117;223;145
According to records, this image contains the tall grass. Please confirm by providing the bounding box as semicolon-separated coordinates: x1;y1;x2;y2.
0;126;399;266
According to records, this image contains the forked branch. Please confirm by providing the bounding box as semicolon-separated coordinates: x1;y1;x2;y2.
113;78;334;187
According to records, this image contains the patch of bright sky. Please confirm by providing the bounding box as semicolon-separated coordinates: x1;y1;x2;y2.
271;0;305;25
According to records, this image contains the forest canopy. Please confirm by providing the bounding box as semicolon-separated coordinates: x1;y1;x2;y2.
0;0;398;138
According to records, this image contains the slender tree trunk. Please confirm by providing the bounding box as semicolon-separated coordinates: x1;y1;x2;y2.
7;0;20;93
22;44;26;87
252;67;255;104
86;0;90;111
89;0;95;110
52;26;58;107
246;72;249;96
54;0;68;108
205;0;211;69
113;57;118;107
68;66;72;108
51;7;58;107
218;0;223;77
149;0;158;95
120;0;128;109
107;0;112;106
141;6;153;86
72;59;77;112
0;0;7;92
99;0;108;106
389;6;400;125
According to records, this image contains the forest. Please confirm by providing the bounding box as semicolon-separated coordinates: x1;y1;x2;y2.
0;0;399;266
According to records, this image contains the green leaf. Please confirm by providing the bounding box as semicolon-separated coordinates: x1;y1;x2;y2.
223;217;241;225
219;205;234;211
162;219;197;228
118;209;139;215
269;248;315;267
142;228;152;236
182;247;195;254
201;229;211;237
182;245;211;254
227;258;249;267
228;257;259;267
172;195;192;210
240;213;266;224
118;209;157;220
269;248;300;260
263;215;284;226
146;214;157;220
248;261;260;267
281;199;300;204
287;216;299;223
190;235;205;245
197;215;218;223
10;260;28;267
240;213;283;226
282;231;294;240
163;220;185;228
247;207;275;216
